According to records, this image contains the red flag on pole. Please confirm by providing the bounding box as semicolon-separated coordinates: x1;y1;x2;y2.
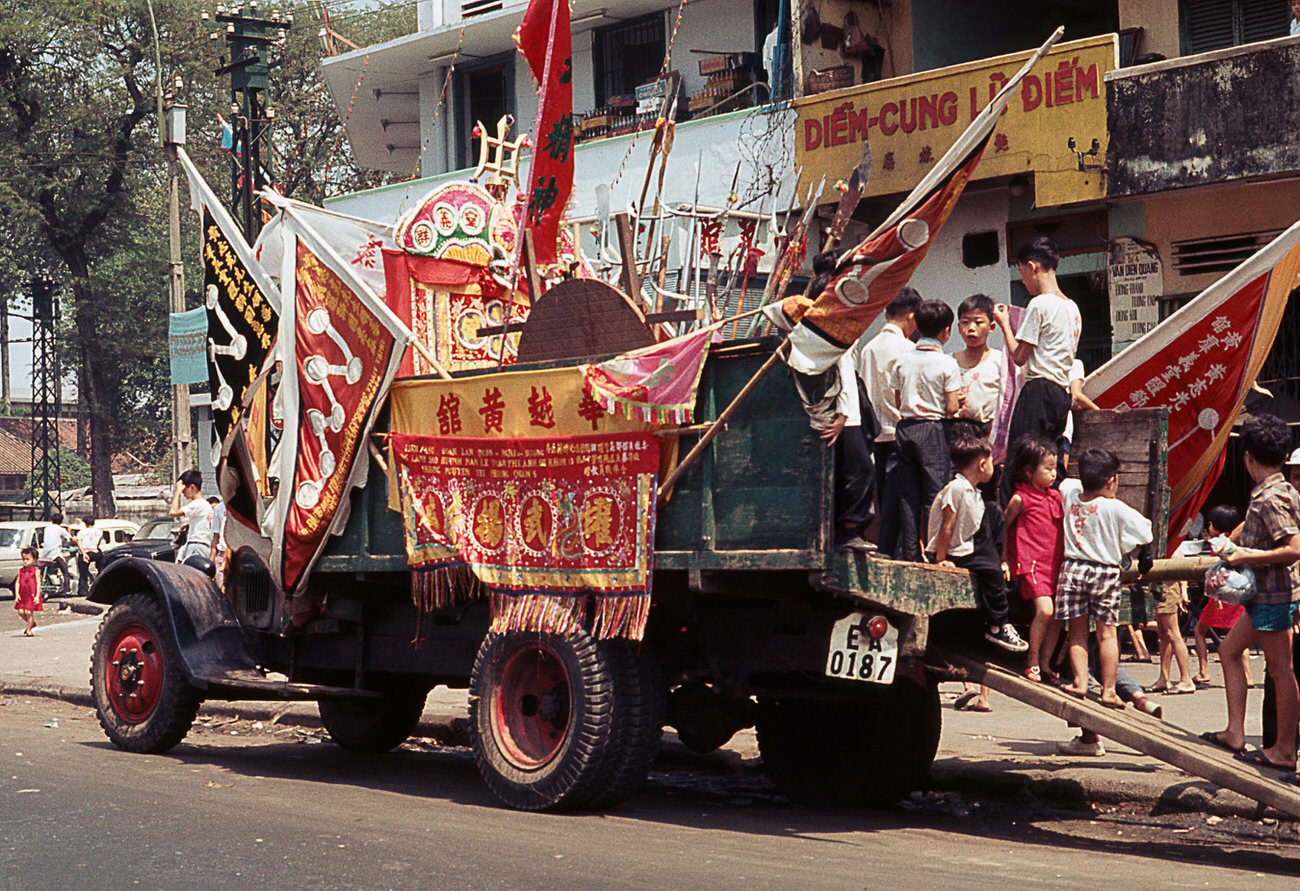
515;0;574;267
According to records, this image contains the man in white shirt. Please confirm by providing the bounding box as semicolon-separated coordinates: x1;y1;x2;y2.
39;509;70;597
75;516;103;597
856;287;920;556
993;236;1081;492
170;469;214;564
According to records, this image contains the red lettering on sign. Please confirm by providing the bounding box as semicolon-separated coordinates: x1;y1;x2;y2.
804;118;822;150
938;90;959;126
879;100;898;136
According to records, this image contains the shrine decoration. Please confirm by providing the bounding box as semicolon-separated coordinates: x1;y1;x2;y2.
1084;219;1300;550
387;366;659;639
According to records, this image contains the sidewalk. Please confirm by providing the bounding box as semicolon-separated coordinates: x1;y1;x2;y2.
0;601;1283;818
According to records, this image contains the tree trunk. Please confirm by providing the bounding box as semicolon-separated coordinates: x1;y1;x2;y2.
71;278;115;519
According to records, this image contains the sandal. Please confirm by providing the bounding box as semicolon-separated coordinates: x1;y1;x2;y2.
1143;682;1170;694
1236;749;1297;772
1024;666;1042;683
954;691;978;711
1199;730;1245;755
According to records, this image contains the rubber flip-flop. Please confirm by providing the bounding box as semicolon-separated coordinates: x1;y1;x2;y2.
1099;698;1126;710
954;691;978;711
1143;683;1170;694
969;703;992;712
1167;686;1197;695
1236;749;1297;772
1199;731;1245;755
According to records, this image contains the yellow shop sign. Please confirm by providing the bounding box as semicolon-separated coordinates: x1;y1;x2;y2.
795;34;1116;207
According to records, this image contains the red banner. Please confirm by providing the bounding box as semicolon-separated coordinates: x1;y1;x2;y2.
393;431;660;639
515;0;574;267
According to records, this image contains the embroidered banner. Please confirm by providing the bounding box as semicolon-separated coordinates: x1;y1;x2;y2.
168;307;209;385
578;326;715;424
392;431;660;639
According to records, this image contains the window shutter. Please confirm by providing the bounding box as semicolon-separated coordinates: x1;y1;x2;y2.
1183;0;1237;53
1240;0;1290;43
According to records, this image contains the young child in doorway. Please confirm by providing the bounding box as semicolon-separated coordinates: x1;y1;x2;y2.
1057;448;1154;706
889;300;963;560
1192;504;1250;688
927;435;1028;653
14;546;42;636
1003;436;1064;684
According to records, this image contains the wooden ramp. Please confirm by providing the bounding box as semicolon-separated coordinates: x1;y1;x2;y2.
930;645;1300;819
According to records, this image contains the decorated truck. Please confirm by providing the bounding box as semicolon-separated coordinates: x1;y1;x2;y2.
87;23;1300;815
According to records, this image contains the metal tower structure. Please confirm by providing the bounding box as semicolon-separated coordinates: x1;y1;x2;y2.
28;276;61;519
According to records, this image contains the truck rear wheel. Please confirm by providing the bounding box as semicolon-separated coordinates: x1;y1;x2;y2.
91;593;202;754
318;689;428;753
469;630;614;811
755;677;940;807
587;641;665;808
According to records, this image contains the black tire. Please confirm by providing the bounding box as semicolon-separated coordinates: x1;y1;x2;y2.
587;641;665;808
756;678;941;807
91;593;202;754
468;630;615;811
318;689;429;753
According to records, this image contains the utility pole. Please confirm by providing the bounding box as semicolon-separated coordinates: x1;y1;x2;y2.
28;276;60;520
206;2;292;242
164;88;190;482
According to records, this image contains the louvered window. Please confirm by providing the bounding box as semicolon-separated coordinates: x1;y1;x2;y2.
1181;0;1290;54
1170;229;1283;276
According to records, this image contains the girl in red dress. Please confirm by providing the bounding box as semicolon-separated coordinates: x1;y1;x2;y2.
14;547;42;636
1003;437;1065;682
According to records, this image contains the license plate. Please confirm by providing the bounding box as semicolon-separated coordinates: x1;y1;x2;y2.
824;612;898;684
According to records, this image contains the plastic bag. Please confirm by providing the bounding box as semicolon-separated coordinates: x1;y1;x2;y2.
1203;560;1256;606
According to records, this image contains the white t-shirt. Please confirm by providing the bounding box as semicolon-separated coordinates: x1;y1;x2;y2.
1059;478;1153;565
956;347;1004;425
857;323;914;443
39;523;68;561
181;498;214;548
211;502;227;552
926;472;983;558
835;351;861;427
77;525;104;554
888;340;962;421
1062;359;1086;442
1017;292;1081;388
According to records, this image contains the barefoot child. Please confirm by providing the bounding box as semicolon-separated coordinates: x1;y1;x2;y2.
1057;448;1154;706
14;547;41;636
927;435;1028;653
1003;436;1063;682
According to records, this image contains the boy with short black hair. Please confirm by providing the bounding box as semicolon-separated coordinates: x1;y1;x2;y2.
927;435;1027;653
888;300;962;560
170;469;214;564
1205;414;1300;770
953;293;1004;444
1057;448;1154;706
993;237;1081;490
857;287;922;556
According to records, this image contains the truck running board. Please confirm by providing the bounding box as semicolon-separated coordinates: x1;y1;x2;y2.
197;668;384;702
928;645;1300;819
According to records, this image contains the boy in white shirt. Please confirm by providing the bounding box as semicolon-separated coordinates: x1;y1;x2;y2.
75;515;103;597
953;294;1004;443
39;509;70;597
1057;448;1154;706
993;237;1081;480
888;300;962;560
170;469;214;564
928;435;1028;653
857;288;920;557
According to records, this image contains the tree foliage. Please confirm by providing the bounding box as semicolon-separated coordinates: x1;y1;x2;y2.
0;0;415;512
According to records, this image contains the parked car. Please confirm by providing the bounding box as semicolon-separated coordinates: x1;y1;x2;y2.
95;516;183;570
0;521;47;593
68;519;140;588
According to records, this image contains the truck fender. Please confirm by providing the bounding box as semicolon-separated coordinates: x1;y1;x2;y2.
88;557;259;690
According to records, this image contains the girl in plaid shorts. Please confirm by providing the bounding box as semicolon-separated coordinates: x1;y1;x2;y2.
1056;448;1154;707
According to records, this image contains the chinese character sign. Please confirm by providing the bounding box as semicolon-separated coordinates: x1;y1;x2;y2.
515;0;573;266
1085;220;1300;547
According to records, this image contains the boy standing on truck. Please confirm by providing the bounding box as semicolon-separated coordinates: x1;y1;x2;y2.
1057;448;1154;706
927;435;1027;653
888;300;962;561
857;288;920;557
992;237;1081;494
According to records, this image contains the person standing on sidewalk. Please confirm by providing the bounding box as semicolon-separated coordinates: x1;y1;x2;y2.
75;516;102;598
1204;414;1300;771
13;547;41;636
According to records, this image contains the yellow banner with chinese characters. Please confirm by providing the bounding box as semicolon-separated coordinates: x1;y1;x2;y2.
795;34;1116;207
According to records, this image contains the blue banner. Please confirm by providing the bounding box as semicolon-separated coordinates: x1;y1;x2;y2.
168;307;209;385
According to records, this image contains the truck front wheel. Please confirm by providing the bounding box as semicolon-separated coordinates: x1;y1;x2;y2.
91;593;202;754
755;677;940;807
318;689;428;753
469;629;614;811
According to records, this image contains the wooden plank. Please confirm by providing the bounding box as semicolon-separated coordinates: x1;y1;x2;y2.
614;212;642;301
935;647;1300;819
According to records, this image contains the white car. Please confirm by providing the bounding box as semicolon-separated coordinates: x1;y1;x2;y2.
0;518;140;594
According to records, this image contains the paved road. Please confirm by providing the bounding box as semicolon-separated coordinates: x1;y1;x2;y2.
2;696;1298;890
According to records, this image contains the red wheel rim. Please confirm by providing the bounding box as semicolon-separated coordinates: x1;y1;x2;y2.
105;624;164;724
491;644;571;770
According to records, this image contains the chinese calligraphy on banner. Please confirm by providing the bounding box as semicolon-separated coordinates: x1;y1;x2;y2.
389;366;659;639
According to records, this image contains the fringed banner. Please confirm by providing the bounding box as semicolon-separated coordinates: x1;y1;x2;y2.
578;326;715;426
392;431;660;640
